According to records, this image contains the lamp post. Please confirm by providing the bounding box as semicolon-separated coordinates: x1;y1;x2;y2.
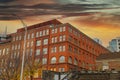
12;14;27;80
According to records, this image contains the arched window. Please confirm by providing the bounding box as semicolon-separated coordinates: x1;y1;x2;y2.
51;57;56;64
59;56;65;63
74;58;78;65
68;56;72;64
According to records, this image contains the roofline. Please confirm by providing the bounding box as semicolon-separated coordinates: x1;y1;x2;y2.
66;23;110;52
17;19;62;32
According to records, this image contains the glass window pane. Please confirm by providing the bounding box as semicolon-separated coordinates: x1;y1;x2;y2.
59;56;65;63
36;49;40;56
51;57;56;64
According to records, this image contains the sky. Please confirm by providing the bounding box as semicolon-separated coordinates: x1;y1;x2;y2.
0;0;120;47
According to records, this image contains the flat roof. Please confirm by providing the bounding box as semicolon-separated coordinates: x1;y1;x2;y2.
97;52;120;60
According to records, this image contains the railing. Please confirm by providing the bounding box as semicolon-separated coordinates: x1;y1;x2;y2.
42;70;120;80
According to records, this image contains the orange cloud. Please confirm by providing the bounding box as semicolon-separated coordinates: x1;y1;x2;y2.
59;16;120;47
0;14;120;47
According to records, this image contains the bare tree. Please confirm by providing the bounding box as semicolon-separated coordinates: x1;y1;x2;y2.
0;53;21;80
0;51;43;80
24;54;42;80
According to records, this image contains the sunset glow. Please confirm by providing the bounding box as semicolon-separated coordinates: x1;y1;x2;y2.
0;0;120;47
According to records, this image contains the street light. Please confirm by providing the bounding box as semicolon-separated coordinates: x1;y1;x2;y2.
12;14;27;80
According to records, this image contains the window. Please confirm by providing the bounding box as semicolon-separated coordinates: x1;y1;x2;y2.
51;57;56;64
59;46;62;52
17;52;20;58
14;52;16;58
55;37;57;43
118;39;120;42
119;43;120;45
74;58;78;65
16;36;18;41
103;62;109;70
52;29;54;34
0;49;2;55
68;27;72;33
77;33;80;37
60;27;62;32
74;48;78;53
27;34;30;39
36;40;41;46
43;30;46;36
27;42;30;47
18;44;20;49
35;58;40;63
51;46;57;53
1;59;4;63
59;68;65;72
52;37;57;43
11;53;13;58
13;37;15;41
10;62;12;67
52;28;57;34
36;49;40;56
19;35;22;40
68;36;72;41
26;49;29;57
15;44;17;50
43;39;48;45
36;32;39;37
82;62;85;68
63;35;66;41
43;48;48;54
31;33;34;38
12;45;14;50
55;28;57;33
6;48;9;54
68;45;72;52
50;24;54;28
74;31;77;36
30;49;33;56
63;26;66;31
68;57;72;64
59;56;65;63
59;35;66;41
52;37;54;43
40;31;42;37
46;29;49;35
74;38;78;44
59;45;65;52
59;36;62;41
31;41;34;47
60;26;66;32
42;58;47;64
53;68;56;71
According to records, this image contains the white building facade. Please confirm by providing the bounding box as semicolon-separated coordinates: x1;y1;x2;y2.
108;37;120;52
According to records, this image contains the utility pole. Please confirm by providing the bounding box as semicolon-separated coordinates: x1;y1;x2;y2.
12;14;27;80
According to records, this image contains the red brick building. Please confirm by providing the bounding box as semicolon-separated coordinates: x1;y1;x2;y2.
0;19;109;78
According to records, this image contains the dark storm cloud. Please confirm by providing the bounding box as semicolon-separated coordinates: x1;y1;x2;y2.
0;0;119;23
0;16;17;20
0;0;15;3
0;3;112;20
